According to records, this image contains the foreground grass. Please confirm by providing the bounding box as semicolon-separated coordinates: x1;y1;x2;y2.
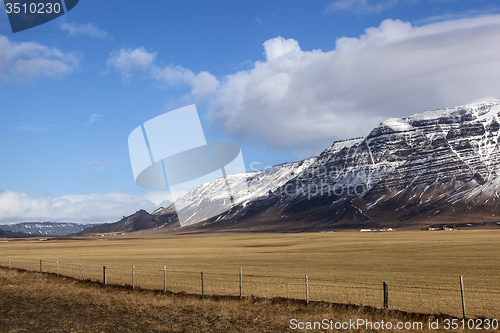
0;267;481;332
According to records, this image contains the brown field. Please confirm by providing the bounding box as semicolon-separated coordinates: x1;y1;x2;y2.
1;230;499;331
1;267;476;333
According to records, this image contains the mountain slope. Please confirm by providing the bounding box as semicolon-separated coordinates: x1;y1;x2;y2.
153;99;500;232
0;222;97;236
76;210;177;235
91;100;500;234
0;228;37;238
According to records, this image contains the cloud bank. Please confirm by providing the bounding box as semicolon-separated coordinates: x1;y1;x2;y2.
108;15;500;156
0;35;79;83
0;190;172;224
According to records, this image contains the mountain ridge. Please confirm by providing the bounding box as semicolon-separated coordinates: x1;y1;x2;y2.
79;100;500;235
0;222;99;236
0;228;37;238
75;209;177;235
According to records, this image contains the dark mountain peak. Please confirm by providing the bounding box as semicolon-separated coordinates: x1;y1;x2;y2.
119;209;150;221
77;208;180;236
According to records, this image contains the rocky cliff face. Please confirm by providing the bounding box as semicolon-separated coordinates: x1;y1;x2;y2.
121;100;500;232
355;100;500;225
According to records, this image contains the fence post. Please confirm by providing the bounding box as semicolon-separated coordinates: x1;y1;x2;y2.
239;267;243;300
460;276;467;319
132;265;135;290
40;260;42;273
201;272;204;297
57;261;59;276
103;266;107;285
8;256;10;269
79;264;82;281
305;275;309;304
383;281;389;309
163;265;166;294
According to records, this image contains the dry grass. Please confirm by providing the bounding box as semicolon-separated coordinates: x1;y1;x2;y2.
0;267;486;332
1;230;499;319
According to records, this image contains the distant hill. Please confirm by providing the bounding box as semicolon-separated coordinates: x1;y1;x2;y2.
75;209;178;235
0;228;36;238
0;222;98;236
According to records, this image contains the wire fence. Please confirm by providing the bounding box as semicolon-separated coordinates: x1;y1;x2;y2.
2;256;499;320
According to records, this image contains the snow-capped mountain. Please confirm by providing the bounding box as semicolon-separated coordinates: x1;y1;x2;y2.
147;99;500;231
152;157;317;227
0;222;98;236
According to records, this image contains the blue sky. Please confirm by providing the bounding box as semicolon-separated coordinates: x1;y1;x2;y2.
1;0;500;223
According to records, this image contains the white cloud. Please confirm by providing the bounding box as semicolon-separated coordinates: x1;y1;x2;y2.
414;6;500;25
108;47;219;98
152;66;219;100
84;114;103;125
151;64;195;85
109;15;500;156
60;22;108;38
0;35;78;83
326;0;400;15
206;15;500;156
190;71;220;98
107;47;156;81
0;190;172;223
263;36;301;61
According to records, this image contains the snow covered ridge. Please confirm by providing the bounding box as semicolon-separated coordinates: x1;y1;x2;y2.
0;222;98;236
155;99;500;229
381;99;500;132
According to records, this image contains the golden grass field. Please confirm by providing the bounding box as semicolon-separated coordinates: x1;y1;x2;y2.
1;230;499;323
2;267;470;333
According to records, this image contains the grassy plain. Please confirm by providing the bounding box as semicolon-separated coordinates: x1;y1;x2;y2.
1;230;499;319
